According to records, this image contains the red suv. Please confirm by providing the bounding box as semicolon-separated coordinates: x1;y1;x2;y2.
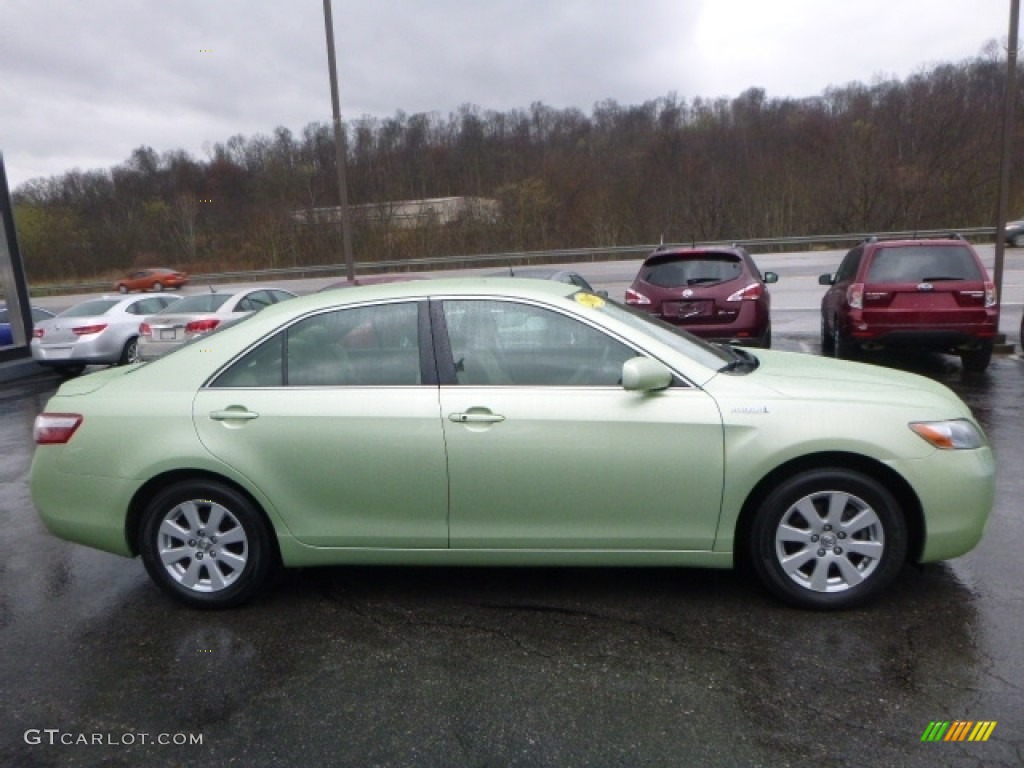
625;246;778;347
818;236;998;372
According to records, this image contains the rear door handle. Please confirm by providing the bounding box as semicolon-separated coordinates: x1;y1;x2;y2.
448;411;505;424
209;408;259;422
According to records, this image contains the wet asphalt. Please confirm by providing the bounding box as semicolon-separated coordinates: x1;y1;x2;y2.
1;333;1022;768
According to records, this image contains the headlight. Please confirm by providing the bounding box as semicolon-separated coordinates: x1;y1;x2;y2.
910;420;985;450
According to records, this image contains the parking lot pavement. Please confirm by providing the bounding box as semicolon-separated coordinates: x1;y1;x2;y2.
1;341;1022;767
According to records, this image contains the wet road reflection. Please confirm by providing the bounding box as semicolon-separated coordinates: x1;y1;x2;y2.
1;346;1022;767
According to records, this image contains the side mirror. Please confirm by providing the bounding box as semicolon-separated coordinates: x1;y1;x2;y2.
763;271;779;284
622;357;673;392
818;273;835;286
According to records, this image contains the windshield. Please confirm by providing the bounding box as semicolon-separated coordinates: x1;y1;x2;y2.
588;295;733;369
59;299;119;317
867;246;983;282
642;255;743;287
160;293;232;313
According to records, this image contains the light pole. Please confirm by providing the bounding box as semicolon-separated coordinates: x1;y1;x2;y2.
323;0;356;282
994;0;1020;316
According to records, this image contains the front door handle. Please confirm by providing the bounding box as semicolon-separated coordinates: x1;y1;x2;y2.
448;411;505;424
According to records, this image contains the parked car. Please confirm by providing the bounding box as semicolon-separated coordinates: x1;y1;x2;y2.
31;279;993;611
138;287;297;361
818;235;998;372
625;246;778;347
487;267;607;296
1004;218;1024;247
31;294;181;375
114;268;189;293
0;304;55;346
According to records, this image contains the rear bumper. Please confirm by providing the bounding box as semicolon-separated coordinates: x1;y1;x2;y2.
653;301;770;345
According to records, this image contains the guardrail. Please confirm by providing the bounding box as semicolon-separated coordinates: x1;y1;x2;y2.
28;226;999;296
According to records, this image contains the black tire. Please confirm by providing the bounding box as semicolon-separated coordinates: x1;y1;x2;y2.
832;319;855;359
1013;234;1024;248
153;281;164;292
960;343;992;373
139;480;275;609
758;324;772;349
749;468;907;610
118;336;139;365
117;284;128;294
820;316;834;354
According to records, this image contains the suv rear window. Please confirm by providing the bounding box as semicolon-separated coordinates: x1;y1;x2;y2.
642;255;743;288
866;246;983;283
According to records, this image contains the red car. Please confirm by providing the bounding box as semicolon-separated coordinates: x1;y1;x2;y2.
818;236;998;372
625;246;778;347
114;268;189;293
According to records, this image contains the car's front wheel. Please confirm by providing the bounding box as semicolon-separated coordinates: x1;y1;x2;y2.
749;468;907;609
139;480;276;609
153;281;164;292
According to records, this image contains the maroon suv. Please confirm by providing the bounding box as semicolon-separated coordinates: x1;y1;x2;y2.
625;246;778;347
818;236;998;372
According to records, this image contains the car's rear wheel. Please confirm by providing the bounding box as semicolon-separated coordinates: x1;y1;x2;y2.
139;480;275;609
1013;234;1024;248
749;468;907;609
757;324;772;349
118;337;140;365
960;343;993;373
831;320;855;359
820;316;834;354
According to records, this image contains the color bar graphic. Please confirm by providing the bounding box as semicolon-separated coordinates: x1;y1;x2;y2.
921;721;996;742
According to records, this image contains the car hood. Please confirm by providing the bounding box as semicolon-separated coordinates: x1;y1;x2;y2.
712;349;967;412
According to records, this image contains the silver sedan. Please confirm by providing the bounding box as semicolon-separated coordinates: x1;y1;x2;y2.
137;287;297;361
31;294;182;375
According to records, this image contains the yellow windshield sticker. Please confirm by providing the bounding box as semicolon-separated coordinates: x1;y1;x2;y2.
575;292;605;309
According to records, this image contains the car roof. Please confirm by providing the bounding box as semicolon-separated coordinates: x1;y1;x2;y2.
261;277;579;319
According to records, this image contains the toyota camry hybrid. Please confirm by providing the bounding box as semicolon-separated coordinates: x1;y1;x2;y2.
30;279;995;610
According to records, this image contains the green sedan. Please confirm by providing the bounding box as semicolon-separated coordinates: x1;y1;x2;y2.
30;279;995;610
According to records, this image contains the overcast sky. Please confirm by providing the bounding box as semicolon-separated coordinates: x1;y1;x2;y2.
0;0;1015;190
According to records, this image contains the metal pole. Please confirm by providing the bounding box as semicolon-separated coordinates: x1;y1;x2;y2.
994;0;1020;309
323;0;356;282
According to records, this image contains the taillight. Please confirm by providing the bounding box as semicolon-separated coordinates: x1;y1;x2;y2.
139;322;152;338
726;282;763;302
625;288;651;305
72;323;107;336
846;283;864;309
185;318;221;334
34;413;83;445
984;280;997;308
33;328;45;339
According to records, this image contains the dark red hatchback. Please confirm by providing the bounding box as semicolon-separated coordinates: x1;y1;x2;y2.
818;236;998;372
625;246;778;347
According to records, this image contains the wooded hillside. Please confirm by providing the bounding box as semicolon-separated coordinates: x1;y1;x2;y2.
13;51;1020;282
